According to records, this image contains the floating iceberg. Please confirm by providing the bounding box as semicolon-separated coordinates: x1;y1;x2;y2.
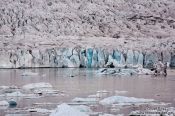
99;96;154;106
115;91;128;95
22;82;52;90
50;103;88;116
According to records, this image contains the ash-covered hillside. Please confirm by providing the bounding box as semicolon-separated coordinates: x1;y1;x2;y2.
1;0;175;38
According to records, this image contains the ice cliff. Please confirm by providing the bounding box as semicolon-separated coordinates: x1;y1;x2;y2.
0;46;173;68
0;0;175;68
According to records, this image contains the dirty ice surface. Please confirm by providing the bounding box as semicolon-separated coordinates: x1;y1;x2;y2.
0;68;175;116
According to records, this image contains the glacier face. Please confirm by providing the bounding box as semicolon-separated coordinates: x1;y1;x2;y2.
1;47;174;68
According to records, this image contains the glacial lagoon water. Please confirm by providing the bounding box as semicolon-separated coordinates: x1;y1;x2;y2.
0;68;175;116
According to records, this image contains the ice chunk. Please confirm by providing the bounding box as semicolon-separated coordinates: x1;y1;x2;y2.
27;108;53;113
0;91;35;98
72;97;98;103
99;96;154;106
22;82;52;90
88;90;109;98
4;91;25;97
0;86;9;89
50;103;88;116
115;91;128;95
0;101;9;106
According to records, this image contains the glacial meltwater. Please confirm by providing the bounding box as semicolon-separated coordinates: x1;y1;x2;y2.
0;68;175;116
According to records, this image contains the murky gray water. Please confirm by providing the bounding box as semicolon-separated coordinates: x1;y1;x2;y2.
0;68;175;116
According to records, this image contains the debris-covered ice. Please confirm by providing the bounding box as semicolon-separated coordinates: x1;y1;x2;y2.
97;67;154;76
99;96;154;106
88;90;109;98
50;103;88;116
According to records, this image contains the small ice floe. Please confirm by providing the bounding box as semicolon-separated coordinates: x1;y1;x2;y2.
3;91;25;97
0;91;35;98
97;68;137;76
0;101;9;109
97;68;118;75
50;103;88;116
0;100;9;106
0;86;19;91
115;90;128;95
72;97;98;104
21;72;38;76
88;90;109;98
22;82;52;90
148;102;171;106
33;88;60;95
0;86;10;89
27;108;53;113
99;96;154;106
